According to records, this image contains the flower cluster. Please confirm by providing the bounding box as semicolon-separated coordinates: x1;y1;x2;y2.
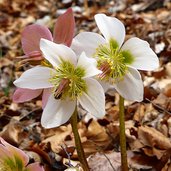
13;8;75;108
0;137;44;171
13;9;159;128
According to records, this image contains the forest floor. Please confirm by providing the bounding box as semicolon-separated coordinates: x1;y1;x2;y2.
0;0;171;170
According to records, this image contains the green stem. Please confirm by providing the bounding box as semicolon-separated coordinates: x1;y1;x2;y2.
119;95;128;171
70;106;89;171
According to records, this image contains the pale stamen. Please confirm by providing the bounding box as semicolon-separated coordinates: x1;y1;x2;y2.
99;62;111;79
17;51;44;66
54;78;70;99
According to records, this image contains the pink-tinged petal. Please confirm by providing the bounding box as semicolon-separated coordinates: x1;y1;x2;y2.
22;51;44;62
40;39;77;67
113;66;143;102
53;8;75;47
71;32;106;57
13;88;42;103
27;162;44;171
0;137;29;166
42;88;51;109
77;52;102;78
13;66;54;89
41;95;76;128
78;78;105;118
95;14;125;47
22;24;53;54
121;37;159;71
0;144;11;159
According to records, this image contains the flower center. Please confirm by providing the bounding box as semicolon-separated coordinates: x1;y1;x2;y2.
95;39;134;83
49;60;87;100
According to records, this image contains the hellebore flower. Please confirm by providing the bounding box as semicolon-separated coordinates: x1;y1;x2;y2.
14;39;105;128
0;137;44;171
13;8;75;108
71;14;159;102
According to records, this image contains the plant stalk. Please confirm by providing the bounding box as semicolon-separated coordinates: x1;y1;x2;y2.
119;95;128;171
70;106;89;171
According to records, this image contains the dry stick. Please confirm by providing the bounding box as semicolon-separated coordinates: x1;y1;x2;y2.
90;141;116;171
70;106;90;171
84;0;88;11
84;0;90;16
119;95;128;171
145;98;171;115
103;153;116;171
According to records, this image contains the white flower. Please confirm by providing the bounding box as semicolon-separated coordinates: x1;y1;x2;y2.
71;14;159;102
14;39;105;128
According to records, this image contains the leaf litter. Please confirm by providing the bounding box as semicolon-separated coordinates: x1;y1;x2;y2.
0;0;171;170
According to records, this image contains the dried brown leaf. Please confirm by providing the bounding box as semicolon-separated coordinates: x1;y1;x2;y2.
138;125;171;149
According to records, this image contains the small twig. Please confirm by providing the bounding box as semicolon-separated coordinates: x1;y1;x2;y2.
88;140;116;171
19;107;42;121
84;0;88;11
103;153;116;171
145;98;171;115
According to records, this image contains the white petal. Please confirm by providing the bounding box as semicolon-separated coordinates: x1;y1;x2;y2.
42;88;51;109
78;78;105;118
71;32;106;57
95;14;125;47
40;38;77;67
122;37;159;71
41;95;76;128
14;66;54;89
98;79;114;92
77;52;102;78
113;66;143;102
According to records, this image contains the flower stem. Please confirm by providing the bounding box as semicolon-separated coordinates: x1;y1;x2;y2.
119;95;128;171
70;106;89;171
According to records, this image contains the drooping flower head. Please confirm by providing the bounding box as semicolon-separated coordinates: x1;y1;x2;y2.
14;39;105;128
71;14;159;102
13;8;75;107
20;7;75;65
0;137;44;171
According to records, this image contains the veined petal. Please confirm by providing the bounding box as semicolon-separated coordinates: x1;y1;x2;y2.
42;88;51;109
41;95;76;128
71;32;106;57
12;88;42;103
13;66;54;89
77;52;102;78
53;8;75;47
114;66;143;102
40;39;77;67
122;37;159;71
21;24;53;54
95;14;125;47
0;144;11;159
27;163;44;171
0;137;29;166
98;79;114;92
78;78;105;118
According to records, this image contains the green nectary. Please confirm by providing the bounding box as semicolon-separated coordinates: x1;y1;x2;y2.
1;155;29;171
49;60;87;100
95;38;135;82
